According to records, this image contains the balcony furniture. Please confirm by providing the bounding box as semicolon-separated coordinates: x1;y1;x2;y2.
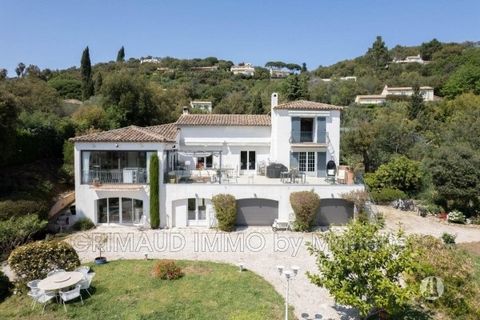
59;284;84;312
27;279;41;291
337;169;346;184
74;266;90;277
38;271;85;292
266;163;288;178
326;160;337;183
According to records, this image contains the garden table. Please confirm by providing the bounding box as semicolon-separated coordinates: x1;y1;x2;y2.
37;271;84;292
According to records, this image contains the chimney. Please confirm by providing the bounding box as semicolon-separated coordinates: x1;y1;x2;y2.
182;106;189;115
271;92;278;109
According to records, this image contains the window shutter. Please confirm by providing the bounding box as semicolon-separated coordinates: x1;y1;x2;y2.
316;117;326;143
291;117;300;143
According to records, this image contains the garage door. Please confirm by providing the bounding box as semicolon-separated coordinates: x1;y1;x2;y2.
315;199;354;226
236;199;278;226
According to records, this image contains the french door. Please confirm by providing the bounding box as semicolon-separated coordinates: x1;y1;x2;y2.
188;198;208;226
240;151;256;174
293;152;316;176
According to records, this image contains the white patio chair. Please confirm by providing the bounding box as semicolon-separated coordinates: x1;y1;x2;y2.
28;290;56;314
47;269;66;277
59;284;84;312
27;279;41;290
75;266;90;277
79;272;95;297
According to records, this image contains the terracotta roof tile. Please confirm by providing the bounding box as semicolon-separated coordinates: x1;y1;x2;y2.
70;125;175;143
274;100;343;110
145;123;178;141
175;114;271;126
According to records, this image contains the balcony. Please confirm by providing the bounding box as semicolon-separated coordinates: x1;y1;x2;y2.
83;168;147;185
290;132;328;145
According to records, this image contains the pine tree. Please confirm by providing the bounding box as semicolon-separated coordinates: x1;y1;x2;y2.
286;75;301;100
80;46;94;100
299;74;310;99
301;62;307;73
116;46;125;62
251;94;264;114
15;62;25;77
366;36;390;70
409;85;424;120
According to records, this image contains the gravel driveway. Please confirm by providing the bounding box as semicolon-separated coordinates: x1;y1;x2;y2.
67;226;357;320
380;205;480;243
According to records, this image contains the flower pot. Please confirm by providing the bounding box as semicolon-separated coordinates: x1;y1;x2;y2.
94;257;107;265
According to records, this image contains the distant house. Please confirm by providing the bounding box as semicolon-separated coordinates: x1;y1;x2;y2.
392;54;427;64
355;85;434;104
231;63;255;76
269;68;292;78
321;76;357;82
190;101;213;113
191;65;219;72
140;58;162;64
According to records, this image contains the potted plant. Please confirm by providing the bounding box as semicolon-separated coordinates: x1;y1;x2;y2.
91;233;108;264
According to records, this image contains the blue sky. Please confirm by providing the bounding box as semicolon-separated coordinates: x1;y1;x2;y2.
1;0;479;74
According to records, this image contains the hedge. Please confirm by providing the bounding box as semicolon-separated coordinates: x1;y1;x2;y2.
71;217;95;231
0;215;47;259
0;200;48;221
290;190;320;232
212;194;237;232
370;188;407;204
8;240;80;284
149;154;160;229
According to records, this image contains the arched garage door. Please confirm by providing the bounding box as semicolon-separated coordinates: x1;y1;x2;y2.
236;199;278;226
315;199;354;226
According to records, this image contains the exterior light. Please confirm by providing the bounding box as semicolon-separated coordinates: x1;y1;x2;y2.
238;262;245;272
277;265;284;275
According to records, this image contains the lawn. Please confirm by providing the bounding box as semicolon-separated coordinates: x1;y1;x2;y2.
0;260;293;320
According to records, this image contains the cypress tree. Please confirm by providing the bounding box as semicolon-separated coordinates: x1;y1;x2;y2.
80;46;94;100
94;72;103;94
116;46;125;62
251;94;264;114
149;154;160;229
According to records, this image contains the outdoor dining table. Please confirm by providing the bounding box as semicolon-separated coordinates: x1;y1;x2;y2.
37;271;84;292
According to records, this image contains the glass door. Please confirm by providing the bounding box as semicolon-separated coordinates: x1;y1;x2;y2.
188;198;208;226
297;152;316;176
122;198;133;224
240;151;256;175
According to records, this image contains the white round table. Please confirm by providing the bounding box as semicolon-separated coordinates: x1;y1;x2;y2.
37;271;84;291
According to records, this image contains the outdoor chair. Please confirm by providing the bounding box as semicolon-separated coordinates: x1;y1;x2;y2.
27;279;41;290
79;272;95;297
59;284;84;312
47;269;66;277
75;266;90;277
28;290;56;314
336;169;346;184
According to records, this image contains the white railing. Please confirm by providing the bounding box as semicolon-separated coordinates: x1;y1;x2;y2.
83;168;147;184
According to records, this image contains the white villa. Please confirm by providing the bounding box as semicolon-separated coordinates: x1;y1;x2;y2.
71;93;363;229
230;63;255;76
189;100;213;113
355;85;435;104
392;54;427;64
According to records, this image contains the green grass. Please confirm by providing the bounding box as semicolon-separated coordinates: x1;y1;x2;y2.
0;260;294;320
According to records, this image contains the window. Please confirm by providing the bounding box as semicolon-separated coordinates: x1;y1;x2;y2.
97;198;143;224
300;118;314;142
188;198;207;222
295;152;316;173
240;151;256;170
196;155;213;169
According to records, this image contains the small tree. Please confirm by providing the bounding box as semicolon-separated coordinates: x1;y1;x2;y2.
116;46;125;62
80;46;94;100
251;94;264;114
290;190;320;231
307;221;416;318
149;154;160;229
212;194;237;232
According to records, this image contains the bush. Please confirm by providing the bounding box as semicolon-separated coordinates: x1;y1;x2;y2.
441;232;456;245
151;260;184;280
0;215;47;259
0;270;12;302
370;188;407;204
408;235;480;318
71;217;95;231
149;154;160;229
290;190;320;232
470;215;480;225
8;240;80;284
447;210;466;224
0;199;48;221
212;194;237;232
364;156;423;196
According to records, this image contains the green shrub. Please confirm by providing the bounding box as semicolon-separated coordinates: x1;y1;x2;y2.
364;156;423;196
71;217;95;231
290;190;320;232
151;260;184;280
212;194;237;232
447;210;466;224
0;215;47;259
470;215;480;225
8;240;80;284
408;235;480;318
149;154;160;229
0;270;12;302
370;188;407;204
441;232;456;245
0;200;48;221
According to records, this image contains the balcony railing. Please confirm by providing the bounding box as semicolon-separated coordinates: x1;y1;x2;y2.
83;168;147;184
290;132;328;144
